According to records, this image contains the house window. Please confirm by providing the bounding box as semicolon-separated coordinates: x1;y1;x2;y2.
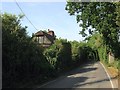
38;36;44;44
44;36;51;44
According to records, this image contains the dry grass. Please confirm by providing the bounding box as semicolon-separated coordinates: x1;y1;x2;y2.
108;67;118;78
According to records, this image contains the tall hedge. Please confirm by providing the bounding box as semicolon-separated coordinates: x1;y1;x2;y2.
44;39;72;72
2;13;53;87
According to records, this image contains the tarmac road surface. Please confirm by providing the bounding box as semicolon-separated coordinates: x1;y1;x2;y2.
36;61;117;89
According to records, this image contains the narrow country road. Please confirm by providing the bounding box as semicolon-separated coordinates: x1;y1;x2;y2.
36;61;115;89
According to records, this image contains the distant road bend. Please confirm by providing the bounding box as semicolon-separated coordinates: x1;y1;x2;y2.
37;61;116;89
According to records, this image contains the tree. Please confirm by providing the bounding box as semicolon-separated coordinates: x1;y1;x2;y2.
65;2;120;57
116;2;120;27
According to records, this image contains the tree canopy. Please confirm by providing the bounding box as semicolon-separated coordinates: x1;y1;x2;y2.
65;2;120;57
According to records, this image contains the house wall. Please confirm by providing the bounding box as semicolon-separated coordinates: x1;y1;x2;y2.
44;36;52;44
33;36;52;45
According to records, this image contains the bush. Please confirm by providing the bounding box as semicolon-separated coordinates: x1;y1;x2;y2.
2;13;53;87
71;41;95;66
44;39;72;72
56;42;72;71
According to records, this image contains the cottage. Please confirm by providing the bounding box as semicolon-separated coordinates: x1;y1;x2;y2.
32;29;55;47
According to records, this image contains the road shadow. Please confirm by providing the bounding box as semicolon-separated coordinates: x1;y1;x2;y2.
73;76;117;89
65;61;98;76
34;61;118;89
71;67;97;74
39;62;98;88
40;76;89;88
40;74;116;88
34;61;99;89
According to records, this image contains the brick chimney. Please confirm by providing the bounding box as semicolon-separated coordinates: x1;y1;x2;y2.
48;29;54;37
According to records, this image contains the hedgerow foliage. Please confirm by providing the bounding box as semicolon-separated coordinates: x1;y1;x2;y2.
2;13;97;88
2;13;53;87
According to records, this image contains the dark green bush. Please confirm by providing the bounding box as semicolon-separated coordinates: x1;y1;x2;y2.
2;13;53;87
44;39;72;72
